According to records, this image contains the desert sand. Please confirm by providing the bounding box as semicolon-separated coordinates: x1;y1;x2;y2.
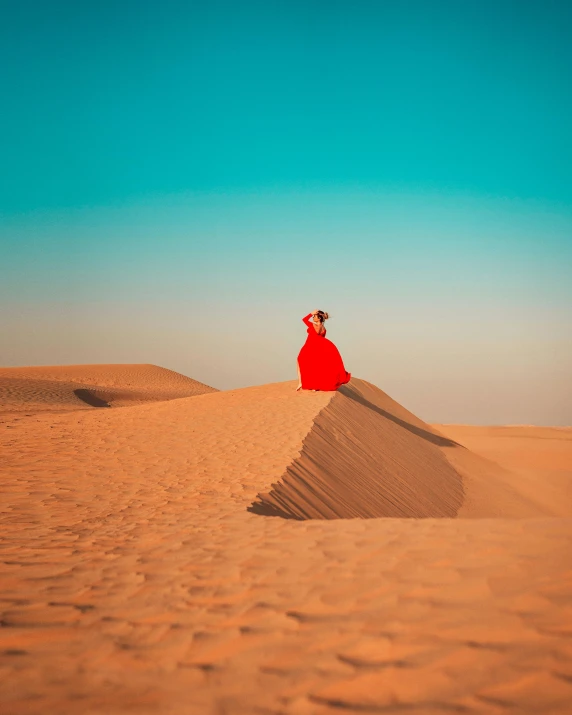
1;364;572;714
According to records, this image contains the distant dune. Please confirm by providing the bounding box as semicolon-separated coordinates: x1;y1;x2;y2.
2;365;571;713
0;363;217;414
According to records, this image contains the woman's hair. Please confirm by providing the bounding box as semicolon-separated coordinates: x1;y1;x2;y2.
315;310;329;323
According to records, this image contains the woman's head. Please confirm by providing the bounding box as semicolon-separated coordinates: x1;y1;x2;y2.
313;310;329;323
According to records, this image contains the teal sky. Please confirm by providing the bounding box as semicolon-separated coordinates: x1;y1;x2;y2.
1;0;571;424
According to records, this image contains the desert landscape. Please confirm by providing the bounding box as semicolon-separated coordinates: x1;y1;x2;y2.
1;364;571;714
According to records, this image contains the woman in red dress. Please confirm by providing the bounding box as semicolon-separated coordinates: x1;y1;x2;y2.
297;310;351;391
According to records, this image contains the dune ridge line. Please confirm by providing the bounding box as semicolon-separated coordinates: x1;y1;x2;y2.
251;378;552;520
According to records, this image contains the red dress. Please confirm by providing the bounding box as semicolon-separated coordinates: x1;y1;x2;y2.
298;314;351;391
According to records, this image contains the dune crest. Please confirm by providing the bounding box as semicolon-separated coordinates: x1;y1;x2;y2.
251;379;553;520
251;380;464;519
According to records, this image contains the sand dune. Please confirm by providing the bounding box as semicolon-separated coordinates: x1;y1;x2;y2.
252;379;554;519
2;367;571;714
0;364;217;414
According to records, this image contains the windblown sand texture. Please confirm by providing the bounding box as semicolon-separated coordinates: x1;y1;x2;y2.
2;365;572;714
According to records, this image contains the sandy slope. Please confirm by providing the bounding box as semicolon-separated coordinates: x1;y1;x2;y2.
1;370;572;714
436;425;572;519
0;364;217;414
252;380;552;519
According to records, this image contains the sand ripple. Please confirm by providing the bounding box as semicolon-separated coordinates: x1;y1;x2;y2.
1;368;571;714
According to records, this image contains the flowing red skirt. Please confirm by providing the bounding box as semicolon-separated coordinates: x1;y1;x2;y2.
298;337;351;391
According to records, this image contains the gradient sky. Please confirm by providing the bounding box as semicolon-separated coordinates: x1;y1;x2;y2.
1;0;571;425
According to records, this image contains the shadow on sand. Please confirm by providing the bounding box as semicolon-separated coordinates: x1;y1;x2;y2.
247;500;300;519
74;389;111;408
338;385;462;449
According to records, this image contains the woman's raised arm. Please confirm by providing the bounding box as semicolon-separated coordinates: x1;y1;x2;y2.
302;313;313;327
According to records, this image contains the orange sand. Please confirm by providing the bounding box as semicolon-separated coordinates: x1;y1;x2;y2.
1;365;571;714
